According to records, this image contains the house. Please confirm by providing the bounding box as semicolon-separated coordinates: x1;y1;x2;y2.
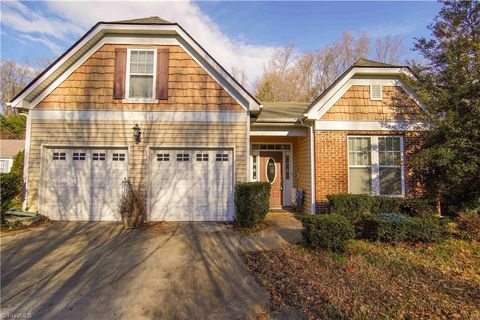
0;140;24;173
10;17;430;221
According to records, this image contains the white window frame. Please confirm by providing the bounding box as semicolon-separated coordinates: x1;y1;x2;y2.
370;84;383;100
124;48;157;103
347;135;405;197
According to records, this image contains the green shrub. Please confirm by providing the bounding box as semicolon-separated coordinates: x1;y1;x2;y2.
302;214;355;252
327;194;371;223
401;198;437;218
234;182;271;228
0;172;22;215
371;196;403;214
360;212;409;243
11;151;24;177
404;217;442;243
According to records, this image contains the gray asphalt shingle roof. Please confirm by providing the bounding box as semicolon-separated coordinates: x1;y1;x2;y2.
255;102;310;123
112;16;173;24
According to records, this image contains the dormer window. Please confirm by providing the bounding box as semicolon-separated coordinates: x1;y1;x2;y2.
370;84;382;100
126;49;156;101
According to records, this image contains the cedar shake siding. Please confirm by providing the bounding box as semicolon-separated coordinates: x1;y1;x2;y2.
26;120;248;212
37;44;244;112
321;85;427;121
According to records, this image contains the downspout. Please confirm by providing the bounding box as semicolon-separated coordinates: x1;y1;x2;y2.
298;116;316;215
9;103;31;211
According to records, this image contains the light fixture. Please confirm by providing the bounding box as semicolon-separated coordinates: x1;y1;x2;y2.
132;123;142;143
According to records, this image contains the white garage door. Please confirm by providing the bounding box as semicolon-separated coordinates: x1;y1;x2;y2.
42;148;128;221
149;149;234;221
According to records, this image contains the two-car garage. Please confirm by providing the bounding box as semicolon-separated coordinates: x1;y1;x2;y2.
41;147;234;221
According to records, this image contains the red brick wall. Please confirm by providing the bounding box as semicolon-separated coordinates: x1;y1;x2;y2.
314;130;426;212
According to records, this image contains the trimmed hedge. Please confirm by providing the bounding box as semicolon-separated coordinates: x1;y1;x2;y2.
360;212;442;243
234;182;271;228
360;212;409;243
326;194;371;223
0;172;22;215
302;214;355;252
327;194;438;223
404;217;441;243
401;198;438;218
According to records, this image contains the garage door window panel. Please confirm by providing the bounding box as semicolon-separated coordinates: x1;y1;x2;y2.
53;152;66;160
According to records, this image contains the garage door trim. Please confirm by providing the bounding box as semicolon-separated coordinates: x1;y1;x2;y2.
146;145;236;221
38;144;130;218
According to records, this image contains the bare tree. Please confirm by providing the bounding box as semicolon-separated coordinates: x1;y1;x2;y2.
230;67;248;88
0;60;35;115
254;31;408;103
375;35;406;64
0;58;52;115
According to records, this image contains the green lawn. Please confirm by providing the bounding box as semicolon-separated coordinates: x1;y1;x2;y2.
244;239;480;319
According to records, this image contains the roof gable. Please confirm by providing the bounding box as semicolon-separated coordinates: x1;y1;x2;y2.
11;20;260;112
304;59;426;120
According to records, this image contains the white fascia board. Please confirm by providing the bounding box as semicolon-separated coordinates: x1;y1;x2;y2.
13;23;260;112
250;127;307;136
305;67;416;120
29;110;247;122
10;24;104;108
314;120;432;131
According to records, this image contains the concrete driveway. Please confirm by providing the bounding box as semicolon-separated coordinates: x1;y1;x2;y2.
0;211;302;320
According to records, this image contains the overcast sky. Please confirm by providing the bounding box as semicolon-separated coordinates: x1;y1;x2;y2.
0;1;441;86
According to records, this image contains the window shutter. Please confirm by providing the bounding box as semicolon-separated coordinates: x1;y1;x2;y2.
156;49;169;100
113;48;127;99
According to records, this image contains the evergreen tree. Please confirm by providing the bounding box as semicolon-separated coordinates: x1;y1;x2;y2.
411;0;480;214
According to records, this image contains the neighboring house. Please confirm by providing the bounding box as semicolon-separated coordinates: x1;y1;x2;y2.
0;140;24;173
10;17;430;221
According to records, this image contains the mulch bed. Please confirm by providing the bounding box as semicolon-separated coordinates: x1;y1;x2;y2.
243;240;480;319
0;216;53;233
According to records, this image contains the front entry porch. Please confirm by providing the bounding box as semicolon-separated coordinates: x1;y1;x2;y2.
250;135;313;213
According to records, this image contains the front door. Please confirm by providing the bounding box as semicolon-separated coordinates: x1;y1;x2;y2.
260;151;283;207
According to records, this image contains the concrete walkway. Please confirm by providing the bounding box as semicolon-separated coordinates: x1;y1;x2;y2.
237;210;303;252
0;211;303;320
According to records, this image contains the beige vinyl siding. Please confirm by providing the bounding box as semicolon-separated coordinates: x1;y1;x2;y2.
294;134;312;214
27;119;247;212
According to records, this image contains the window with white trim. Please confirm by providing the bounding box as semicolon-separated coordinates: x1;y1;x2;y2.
348;137;372;194
0;159;11;173
252;155;258;180
127;49;156;99
348;136;404;196
378;137;403;195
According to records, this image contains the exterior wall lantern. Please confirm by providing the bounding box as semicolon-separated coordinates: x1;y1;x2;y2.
132;124;142;143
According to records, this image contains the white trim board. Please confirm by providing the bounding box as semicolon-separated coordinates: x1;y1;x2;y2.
250;127;307;137
305;69;426;120
315;120;431;131
12;24;261;112
29;110;248;122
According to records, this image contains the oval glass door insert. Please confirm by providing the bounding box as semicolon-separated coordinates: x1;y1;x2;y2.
266;158;276;183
